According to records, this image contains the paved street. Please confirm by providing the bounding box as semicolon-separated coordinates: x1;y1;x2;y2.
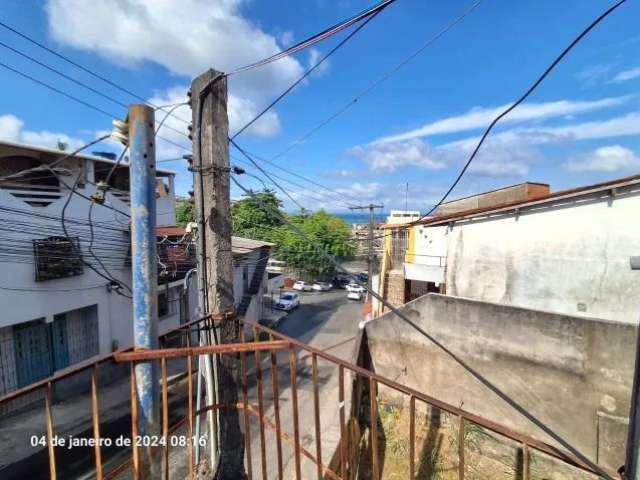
274;287;363;358
243;287;365;480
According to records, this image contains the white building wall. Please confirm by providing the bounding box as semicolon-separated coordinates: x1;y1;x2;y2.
0;163;178;354
444;186;640;323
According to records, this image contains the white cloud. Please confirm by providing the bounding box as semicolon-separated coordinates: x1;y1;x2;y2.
610;67;640;84
308;49;331;77
0;114;86;150
375;96;630;144
349;136;534;178
575;63;615;86
321;169;359;178
45;0;304;138
565;145;640;173
148;85;280;162
349;139;447;172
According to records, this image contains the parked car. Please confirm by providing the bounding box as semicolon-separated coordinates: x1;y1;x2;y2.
357;271;369;283
347;291;363;301
274;292;300;311
346;283;366;294
292;281;312;291
334;277;350;289
312;281;333;291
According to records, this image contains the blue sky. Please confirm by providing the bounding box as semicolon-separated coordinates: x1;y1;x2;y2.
1;0;639;213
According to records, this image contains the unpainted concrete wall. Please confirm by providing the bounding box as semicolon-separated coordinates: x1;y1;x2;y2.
365;293;636;471
445;186;640;324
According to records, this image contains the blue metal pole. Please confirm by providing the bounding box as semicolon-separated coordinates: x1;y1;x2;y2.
128;104;160;478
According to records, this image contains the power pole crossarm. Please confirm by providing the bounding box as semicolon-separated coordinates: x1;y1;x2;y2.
191;69;246;480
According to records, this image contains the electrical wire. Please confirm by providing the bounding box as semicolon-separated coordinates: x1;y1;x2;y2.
0;59;190;154
61;166;132;296
233;159;357;210
0;19;193;128
231;155;354;208
231;7;384;140
231;139;308;212
230;173;613;480
268;0;482;163
406;0;629;227
228;0;396;76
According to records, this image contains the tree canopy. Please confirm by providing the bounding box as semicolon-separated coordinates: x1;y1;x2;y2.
176;190;355;277
175;198;196;226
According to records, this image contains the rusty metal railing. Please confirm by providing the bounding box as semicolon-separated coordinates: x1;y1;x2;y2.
0;315;616;479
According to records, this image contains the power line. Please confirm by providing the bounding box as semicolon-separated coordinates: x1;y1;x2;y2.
231;138;313;212
231;149;364;204
0;59;190;154
231;6;385;140
230;173;613;480
268;0;482;163
227;0;397;76
232;156;357;210
409;0;629;226
0;19;192;127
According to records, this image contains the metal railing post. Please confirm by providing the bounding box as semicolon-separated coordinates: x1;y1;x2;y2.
128;104;160;478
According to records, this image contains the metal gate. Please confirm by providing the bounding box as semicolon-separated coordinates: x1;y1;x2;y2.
13;316;71;389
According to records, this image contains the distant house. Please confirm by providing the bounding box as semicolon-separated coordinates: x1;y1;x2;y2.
0;141;271;405
374;175;640;323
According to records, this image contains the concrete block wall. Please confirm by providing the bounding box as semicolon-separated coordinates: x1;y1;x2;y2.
384;270;406;309
365;293;636;471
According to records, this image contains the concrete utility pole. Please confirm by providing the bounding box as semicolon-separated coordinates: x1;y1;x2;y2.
349;204;383;290
191;69;246;479
128;104;160;478
624;256;640;479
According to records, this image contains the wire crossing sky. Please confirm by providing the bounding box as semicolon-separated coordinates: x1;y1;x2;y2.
0;0;638;213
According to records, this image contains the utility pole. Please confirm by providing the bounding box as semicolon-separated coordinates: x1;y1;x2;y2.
624;256;640;479
349;204;383;290
128;104;160;478
191;69;246;479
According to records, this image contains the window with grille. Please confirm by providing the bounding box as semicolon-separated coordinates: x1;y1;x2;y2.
33;236;84;281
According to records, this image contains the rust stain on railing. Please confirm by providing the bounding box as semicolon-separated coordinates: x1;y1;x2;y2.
0;314;618;480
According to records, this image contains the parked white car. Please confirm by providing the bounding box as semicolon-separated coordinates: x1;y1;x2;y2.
346;283;366;294
347;291;363;301
274;292;300;311
292;281;313;291
312;281;333;291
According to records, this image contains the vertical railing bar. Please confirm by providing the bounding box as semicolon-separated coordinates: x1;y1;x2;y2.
289;347;302;480
523;442;530;480
45;381;57;480
458;416;465;480
312;353;323;480
187;353;194;478
409;395;415;480
369;378;379;480
269;334;284;480
130;362;140;480
338;365;347;479
90;365;103;480
253;327;268;480
240;328;254;480
161;358;169;480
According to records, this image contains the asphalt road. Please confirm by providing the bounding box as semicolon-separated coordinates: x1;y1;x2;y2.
273;287;364;357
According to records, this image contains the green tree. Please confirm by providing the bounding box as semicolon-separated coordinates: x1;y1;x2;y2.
271;210;355;277
56;140;68;151
232;189;284;241
176;198;196;226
